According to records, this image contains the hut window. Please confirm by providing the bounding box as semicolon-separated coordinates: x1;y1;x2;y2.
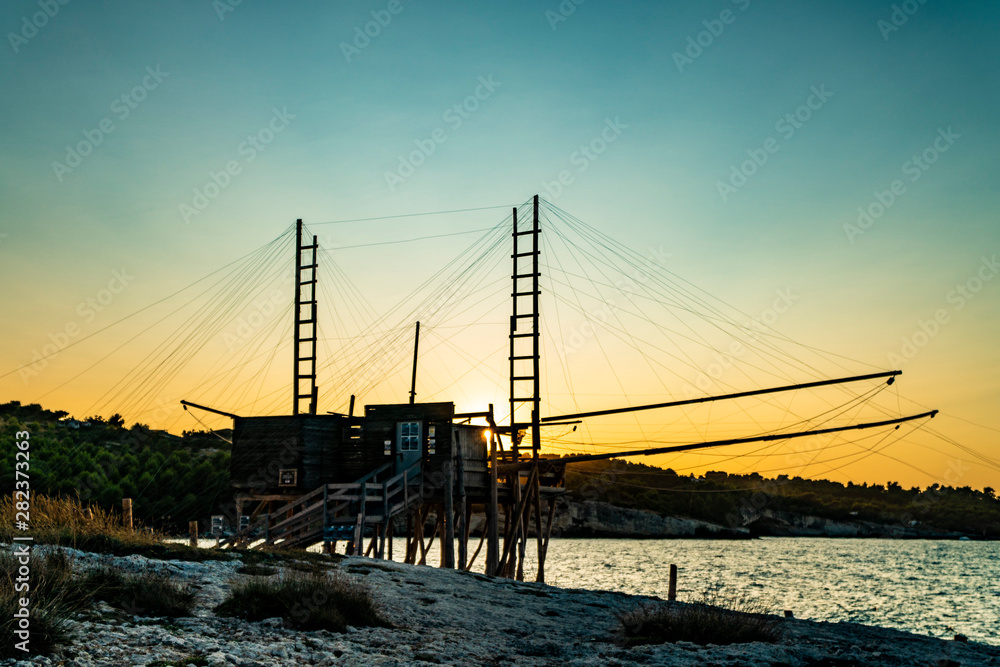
398;422;422;452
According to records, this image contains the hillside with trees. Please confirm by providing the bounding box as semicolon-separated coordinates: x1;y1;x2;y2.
561;457;1000;538
3;401;997;537
1;401;230;532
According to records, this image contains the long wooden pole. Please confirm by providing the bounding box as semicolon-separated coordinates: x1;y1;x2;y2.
500;411;939;474
541;371;904;423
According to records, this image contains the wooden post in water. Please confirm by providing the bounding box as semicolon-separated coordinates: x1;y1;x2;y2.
668;564;678;601
533;464;544;583
189;521;198;548
486;426;499;576
456;432;468;570
122;498;133;530
485;407;500;576
444;460;456;568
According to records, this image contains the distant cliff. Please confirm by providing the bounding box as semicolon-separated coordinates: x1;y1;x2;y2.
743;509;971;539
560;457;1000;539
547;499;751;539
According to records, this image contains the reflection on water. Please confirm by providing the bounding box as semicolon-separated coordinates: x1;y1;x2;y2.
387;537;999;645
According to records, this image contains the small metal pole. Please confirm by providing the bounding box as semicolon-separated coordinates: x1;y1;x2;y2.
409;321;420;404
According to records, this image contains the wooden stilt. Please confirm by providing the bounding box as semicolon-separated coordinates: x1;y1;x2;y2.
466;517;487;571
421;508;440;566
486;428;499;576
532;468;545;583
539;496;557;581
444;463;455;569
461;502;472;571
499;503;512;576
517;481;531;582
498;465;538;578
405;511;413;563
456;439;467;570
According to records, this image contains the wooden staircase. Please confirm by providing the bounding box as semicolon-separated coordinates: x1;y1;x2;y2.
219;461;422;554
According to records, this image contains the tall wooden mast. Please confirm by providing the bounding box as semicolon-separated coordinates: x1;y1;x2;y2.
509;195;542;456
293;218;319;415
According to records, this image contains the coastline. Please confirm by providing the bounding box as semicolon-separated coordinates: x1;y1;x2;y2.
6;545;999;667
477;500;997;541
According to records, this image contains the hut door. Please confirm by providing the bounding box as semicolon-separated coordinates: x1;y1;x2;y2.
395;421;422;474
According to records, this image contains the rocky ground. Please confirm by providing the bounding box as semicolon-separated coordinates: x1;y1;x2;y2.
5;546;1000;667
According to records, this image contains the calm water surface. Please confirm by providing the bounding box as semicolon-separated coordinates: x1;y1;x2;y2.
388;537;999;645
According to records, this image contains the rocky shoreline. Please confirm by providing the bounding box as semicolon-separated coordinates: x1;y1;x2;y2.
524;500;991;540
4;545;999;667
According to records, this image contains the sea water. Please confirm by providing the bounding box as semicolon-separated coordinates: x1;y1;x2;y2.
387;537;1000;645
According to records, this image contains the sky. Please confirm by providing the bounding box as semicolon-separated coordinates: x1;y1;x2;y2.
1;0;998;491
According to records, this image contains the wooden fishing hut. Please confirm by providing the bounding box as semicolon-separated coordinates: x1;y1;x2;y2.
182;198;931;583
183;207;567;580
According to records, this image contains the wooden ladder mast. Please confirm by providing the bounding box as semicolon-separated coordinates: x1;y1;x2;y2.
504;195;545;581
293;219;319;416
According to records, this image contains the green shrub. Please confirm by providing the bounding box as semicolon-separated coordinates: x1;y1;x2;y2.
215;571;390;632
236;563;277;576
0;550;86;658
618;592;783;646
80;567;196;617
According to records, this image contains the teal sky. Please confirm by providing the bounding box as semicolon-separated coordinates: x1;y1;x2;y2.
1;0;998;488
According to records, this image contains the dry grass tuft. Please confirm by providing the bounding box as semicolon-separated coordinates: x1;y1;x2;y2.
215;570;391;632
618;590;784;646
